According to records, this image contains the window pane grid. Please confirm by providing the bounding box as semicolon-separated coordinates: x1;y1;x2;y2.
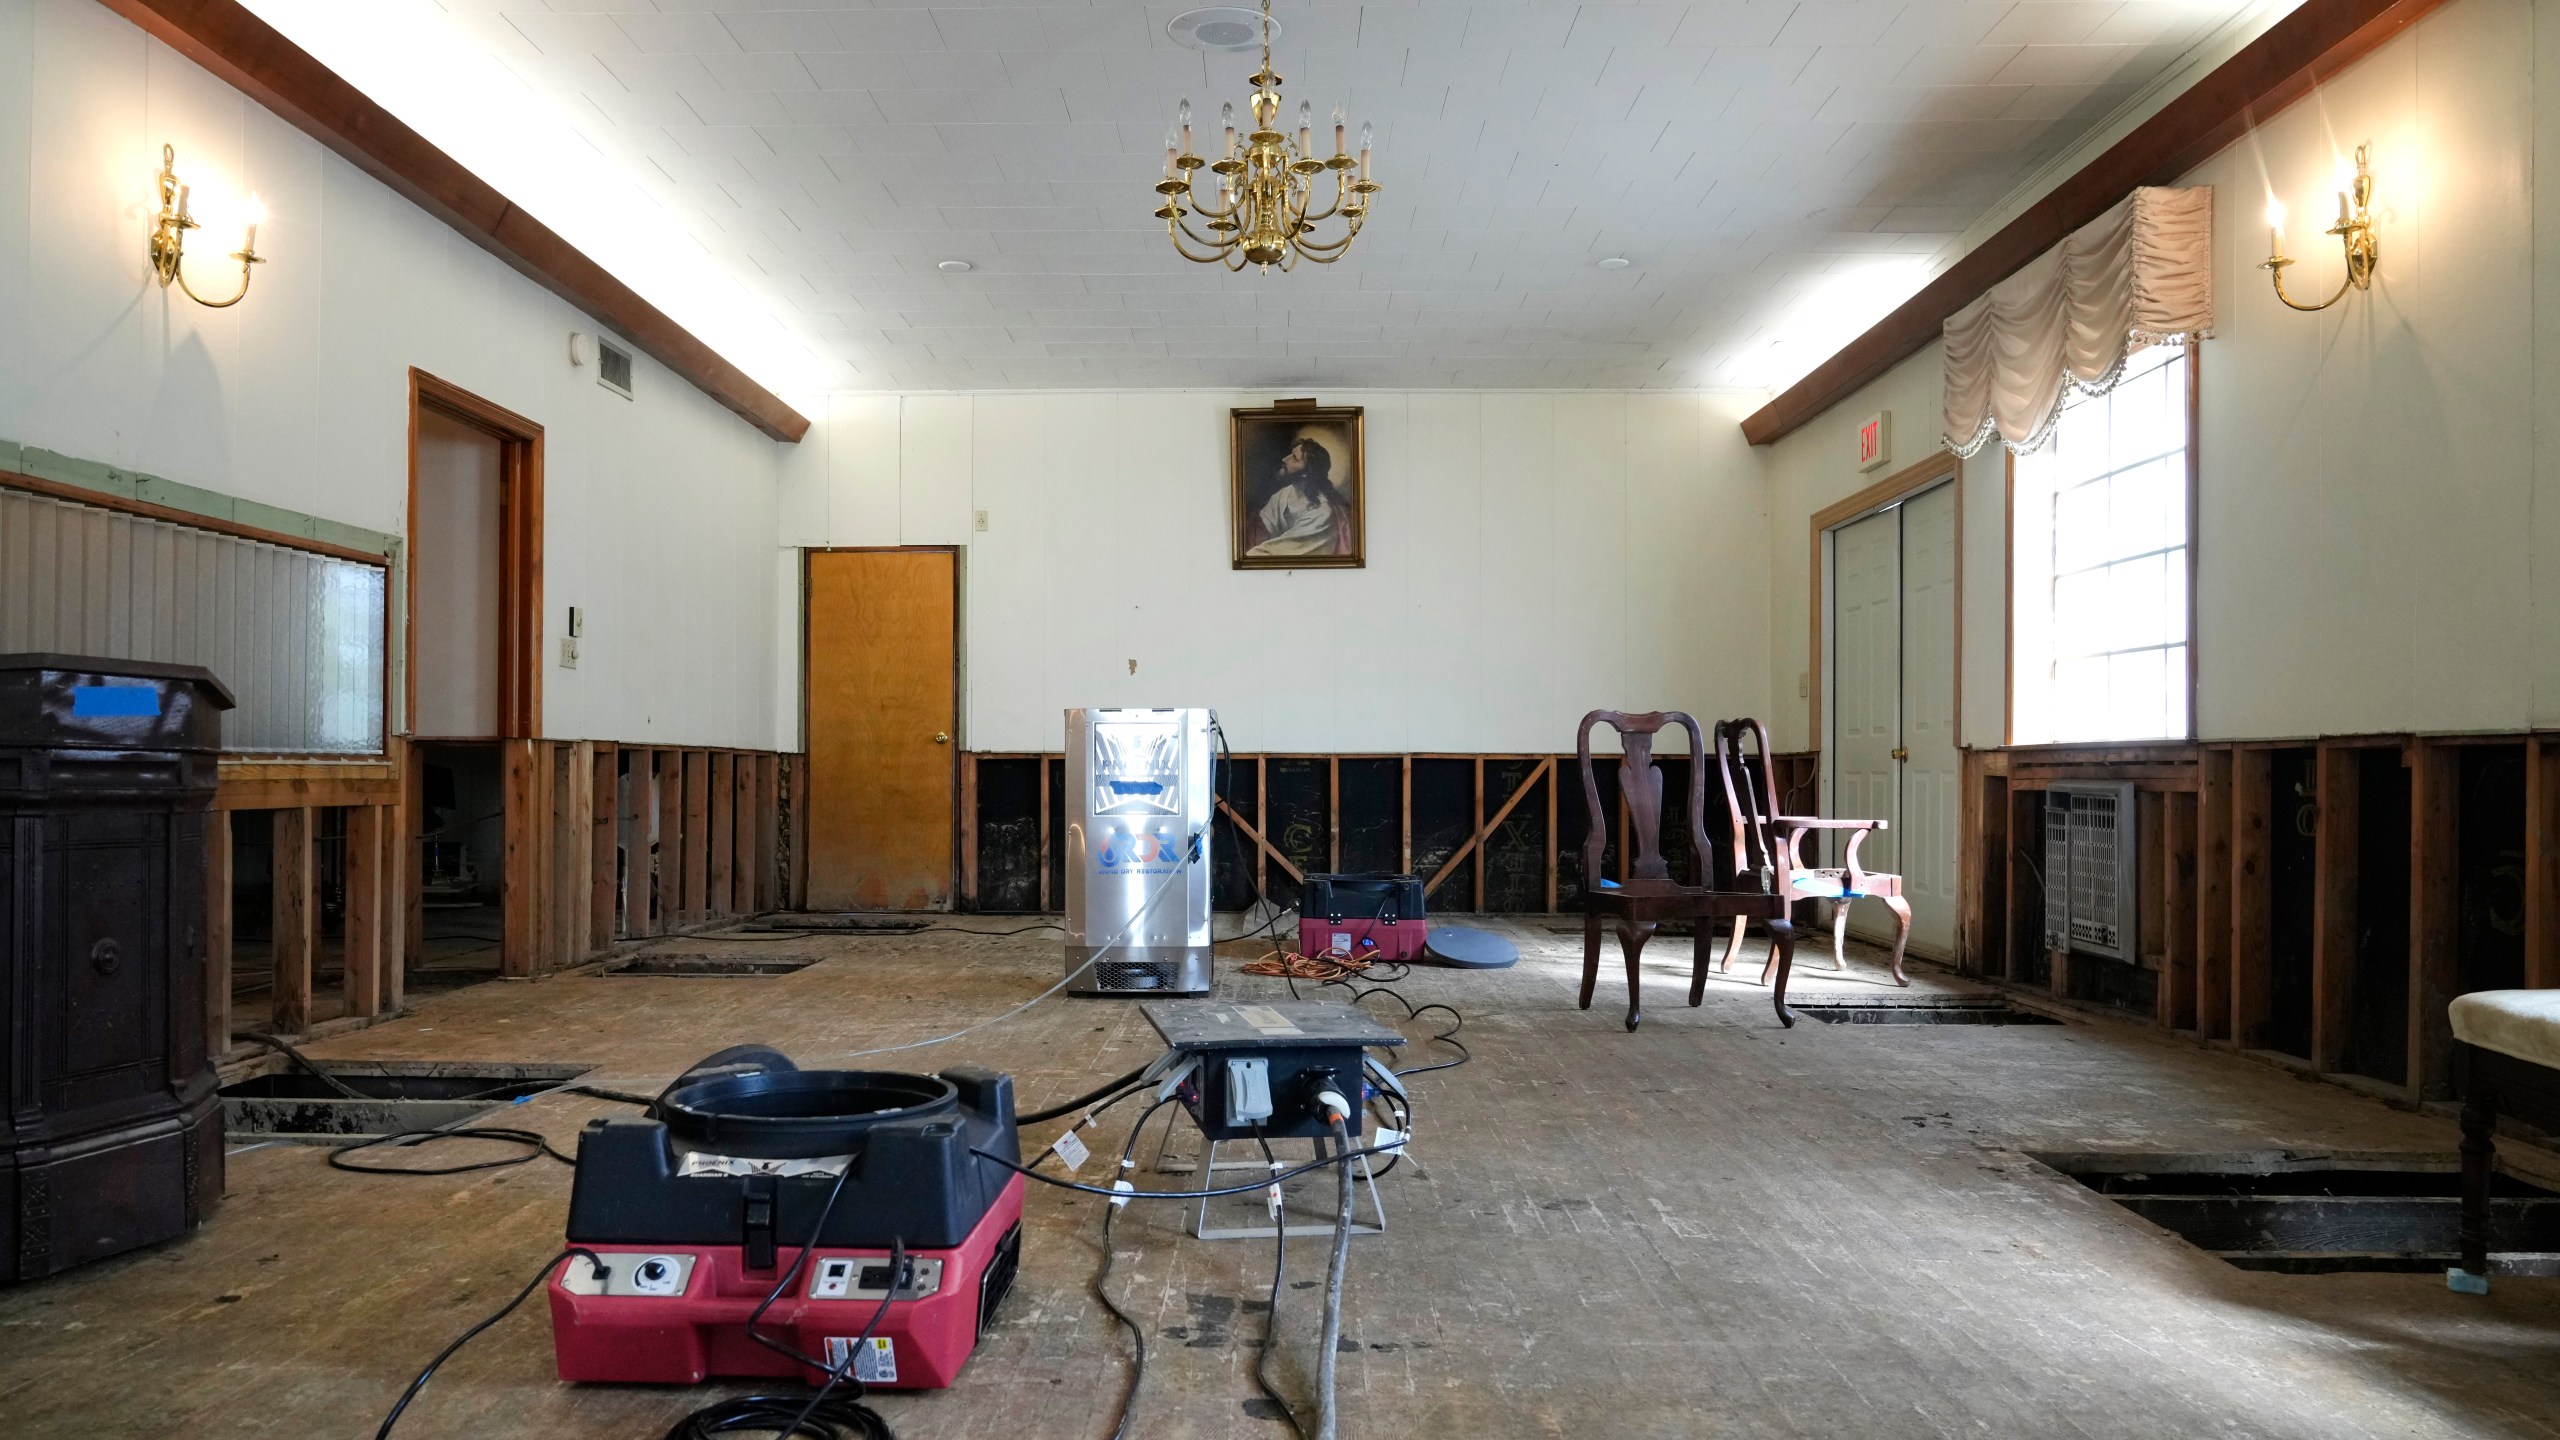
2012;345;2189;744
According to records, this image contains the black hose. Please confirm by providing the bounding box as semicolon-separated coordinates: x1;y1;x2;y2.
1314;1118;1356;1440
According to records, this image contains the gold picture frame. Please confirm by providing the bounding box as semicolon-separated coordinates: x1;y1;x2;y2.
1230;403;1365;570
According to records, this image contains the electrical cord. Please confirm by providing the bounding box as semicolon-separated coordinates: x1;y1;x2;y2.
662;1392;892;1440
971;1139;1406;1202
1026;1082;1154;1172
375;1247;608;1437
1252;1130;1309;1440
241;1031;369;1098
329;1126;573;1175
821;828;1203;1063
1328;983;1471;1077
1094;1096;1180;1440
672;1161;900;1440
1018;1066;1150;1125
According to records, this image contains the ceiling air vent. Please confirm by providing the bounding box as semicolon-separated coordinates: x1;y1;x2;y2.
596;336;634;399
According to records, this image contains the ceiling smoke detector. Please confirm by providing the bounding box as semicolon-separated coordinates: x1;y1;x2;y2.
937;259;973;272
1597;256;1632;270
1169;7;1274;51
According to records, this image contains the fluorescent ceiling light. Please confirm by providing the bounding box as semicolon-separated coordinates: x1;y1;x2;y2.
244;0;844;396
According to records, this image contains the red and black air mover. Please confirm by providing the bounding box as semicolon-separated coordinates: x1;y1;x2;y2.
1297;872;1429;964
548;1049;1022;1390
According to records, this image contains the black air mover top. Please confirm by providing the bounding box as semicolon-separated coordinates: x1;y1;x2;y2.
657;1069;958;1160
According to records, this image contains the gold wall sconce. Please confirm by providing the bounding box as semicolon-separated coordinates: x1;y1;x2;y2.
2260;141;2378;312
148;144;264;308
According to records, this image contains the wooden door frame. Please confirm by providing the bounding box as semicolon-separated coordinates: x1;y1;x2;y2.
407;369;545;976
407;368;544;741
1809;449;1963;764
800;546;964;906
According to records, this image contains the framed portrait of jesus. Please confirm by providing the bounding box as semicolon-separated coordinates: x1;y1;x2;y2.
1230;403;1365;570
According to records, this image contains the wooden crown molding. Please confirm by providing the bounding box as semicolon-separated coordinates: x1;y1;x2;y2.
98;0;811;444
1739;0;2452;448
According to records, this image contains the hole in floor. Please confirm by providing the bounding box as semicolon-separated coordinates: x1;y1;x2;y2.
1794;1000;2060;1025
757;914;928;934
610;954;817;976
2051;1153;2560;1273
221;1062;591;1142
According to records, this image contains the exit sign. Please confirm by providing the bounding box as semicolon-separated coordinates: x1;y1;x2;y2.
1856;412;1891;472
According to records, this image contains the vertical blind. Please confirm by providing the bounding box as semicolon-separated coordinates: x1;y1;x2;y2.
0;485;388;754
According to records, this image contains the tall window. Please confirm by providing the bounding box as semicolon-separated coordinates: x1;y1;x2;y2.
2010;343;2191;744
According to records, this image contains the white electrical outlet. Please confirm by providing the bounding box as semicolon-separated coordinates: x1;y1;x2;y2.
973;509;989;532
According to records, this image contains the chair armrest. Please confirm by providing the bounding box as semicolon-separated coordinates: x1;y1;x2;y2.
1772;816;1888;832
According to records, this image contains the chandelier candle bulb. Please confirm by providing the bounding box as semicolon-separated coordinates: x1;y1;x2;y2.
1333;105;1345;155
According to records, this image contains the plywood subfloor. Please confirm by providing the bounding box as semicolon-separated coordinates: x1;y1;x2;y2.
5;924;2557;1438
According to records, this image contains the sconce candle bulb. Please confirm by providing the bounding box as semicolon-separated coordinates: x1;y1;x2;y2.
2261;141;2377;312
148;144;263;308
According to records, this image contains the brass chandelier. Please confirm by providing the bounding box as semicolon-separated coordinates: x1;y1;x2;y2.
1154;0;1379;270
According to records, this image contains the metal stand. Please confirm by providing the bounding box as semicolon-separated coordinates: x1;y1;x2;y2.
1152;1127;1388;1242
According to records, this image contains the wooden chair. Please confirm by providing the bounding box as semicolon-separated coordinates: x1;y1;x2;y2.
1710;717;1912;989
1573;710;1802;1031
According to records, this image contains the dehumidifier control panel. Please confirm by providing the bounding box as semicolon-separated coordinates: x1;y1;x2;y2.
557;1252;697;1297
809;1255;944;1301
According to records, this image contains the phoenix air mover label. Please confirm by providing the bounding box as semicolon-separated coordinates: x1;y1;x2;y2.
826;1335;897;1384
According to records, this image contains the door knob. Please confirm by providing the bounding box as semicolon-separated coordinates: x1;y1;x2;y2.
933;731;950;745
1890;746;1908;761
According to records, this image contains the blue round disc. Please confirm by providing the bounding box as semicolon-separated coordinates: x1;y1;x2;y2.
1424;925;1517;969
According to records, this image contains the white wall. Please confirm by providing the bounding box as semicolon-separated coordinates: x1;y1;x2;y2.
778;390;1772;755
0;0;786;750
1762;0;2560;748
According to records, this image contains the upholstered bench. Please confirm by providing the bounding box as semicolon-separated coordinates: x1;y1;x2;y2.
2448;989;2560;1292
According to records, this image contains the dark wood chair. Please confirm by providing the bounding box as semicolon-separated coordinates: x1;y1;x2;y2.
1711;717;1912;989
1574;710;1802;1031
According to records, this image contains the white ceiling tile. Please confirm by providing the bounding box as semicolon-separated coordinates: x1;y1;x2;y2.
824;10;954;52
612;11;742;53
699;51;819;91
253;0;2258;389
1563;4;1694;49
1893;43;2028;84
1774;3;1915;47
1980;3;2125;46
1872;3;2019;47
1987;42;2140;85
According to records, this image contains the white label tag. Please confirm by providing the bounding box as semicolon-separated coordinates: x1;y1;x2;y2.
1110;1179;1135;1209
1051;1129;1091;1173
1235;1003;1302;1035
1373;1127;1407;1156
825;1335;897;1384
1267;1160;1285;1219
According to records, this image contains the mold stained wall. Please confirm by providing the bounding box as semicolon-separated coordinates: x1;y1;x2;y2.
1761;0;2560;749
0;0;787;750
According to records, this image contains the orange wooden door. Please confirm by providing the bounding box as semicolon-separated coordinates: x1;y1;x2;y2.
805;550;957;910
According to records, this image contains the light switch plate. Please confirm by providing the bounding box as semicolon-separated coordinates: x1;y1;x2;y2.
560;636;579;669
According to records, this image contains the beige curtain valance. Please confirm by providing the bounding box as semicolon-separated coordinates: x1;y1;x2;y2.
1942;186;2213;457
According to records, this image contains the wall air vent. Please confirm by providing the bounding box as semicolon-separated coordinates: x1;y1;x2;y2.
2043;783;2138;961
596;336;634;399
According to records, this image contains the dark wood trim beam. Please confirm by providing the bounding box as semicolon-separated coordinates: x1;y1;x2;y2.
1740;0;2453;447
98;0;811;444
